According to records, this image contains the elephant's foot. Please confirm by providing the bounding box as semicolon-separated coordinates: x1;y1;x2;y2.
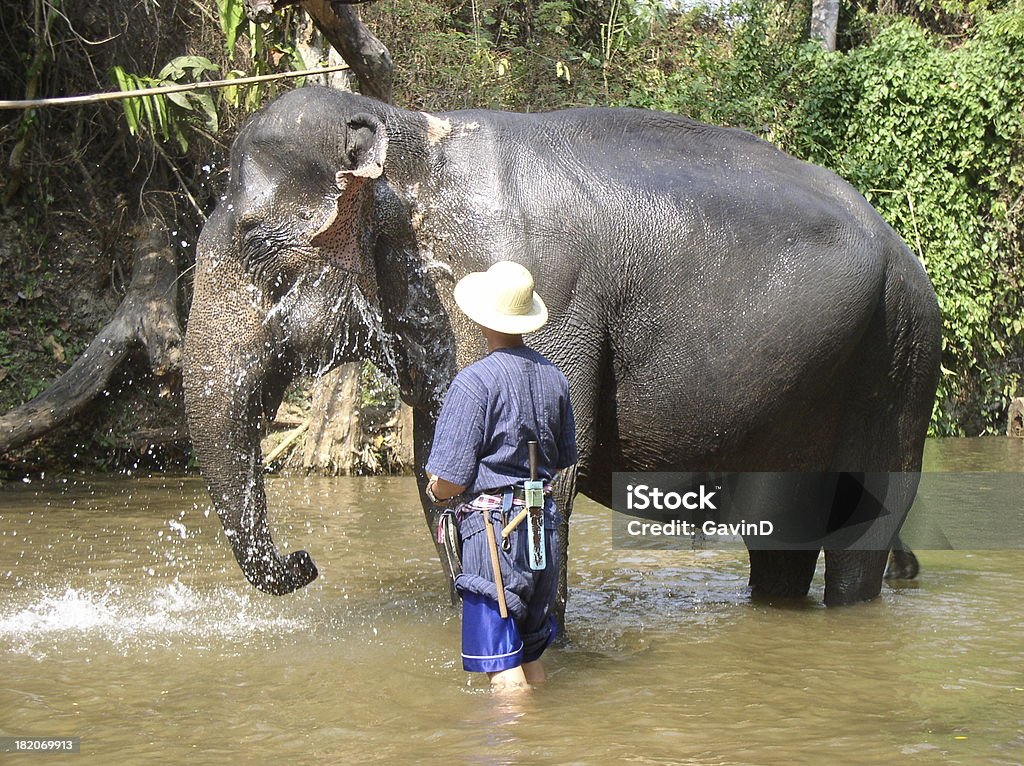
823;549;889;606
884;548;920;580
747;549;819;600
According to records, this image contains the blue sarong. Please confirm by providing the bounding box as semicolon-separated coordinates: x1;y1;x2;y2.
455;492;561;673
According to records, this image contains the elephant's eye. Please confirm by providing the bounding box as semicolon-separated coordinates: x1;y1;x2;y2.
298;209;314;221
238;214;261;234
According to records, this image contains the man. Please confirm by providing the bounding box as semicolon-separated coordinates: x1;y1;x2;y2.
425;261;578;691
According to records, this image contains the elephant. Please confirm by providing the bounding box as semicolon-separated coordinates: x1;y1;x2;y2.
183;86;941;608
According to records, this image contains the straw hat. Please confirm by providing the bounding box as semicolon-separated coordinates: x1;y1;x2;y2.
453;261;549;334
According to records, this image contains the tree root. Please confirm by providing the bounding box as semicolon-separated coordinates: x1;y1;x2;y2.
0;217;183;455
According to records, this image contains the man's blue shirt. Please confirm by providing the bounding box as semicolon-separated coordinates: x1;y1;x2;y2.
426;346;578;494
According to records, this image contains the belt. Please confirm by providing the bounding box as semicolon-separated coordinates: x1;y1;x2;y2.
481;483;553;501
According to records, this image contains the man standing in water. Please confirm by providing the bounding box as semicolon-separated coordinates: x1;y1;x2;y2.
425;261;577;691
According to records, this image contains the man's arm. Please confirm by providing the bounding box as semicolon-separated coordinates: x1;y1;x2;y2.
427;474;466;504
425;377;485;505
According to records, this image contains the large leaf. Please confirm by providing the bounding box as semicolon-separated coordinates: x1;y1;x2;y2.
188;92;220;133
158;55;219;82
109;66;141;136
216;0;246;60
165;91;195;111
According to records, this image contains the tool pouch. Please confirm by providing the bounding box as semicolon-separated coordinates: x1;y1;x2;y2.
524;480;546;571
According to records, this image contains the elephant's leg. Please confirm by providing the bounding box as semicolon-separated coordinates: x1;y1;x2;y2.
884;535;920;580
822;255;938;603
547;334;603;635
551;463;579;635
738;472;832;600
748;549;820;599
823;549;890;606
822;470;923;605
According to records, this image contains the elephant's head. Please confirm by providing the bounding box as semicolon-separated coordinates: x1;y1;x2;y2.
184;88;405;595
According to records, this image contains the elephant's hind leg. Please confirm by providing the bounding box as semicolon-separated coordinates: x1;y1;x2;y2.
748;549;820;600
822;252;939;605
884;535;920;580
822;472;922;605
824;549;890;606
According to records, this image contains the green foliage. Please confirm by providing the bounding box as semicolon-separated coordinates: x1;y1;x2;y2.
108;1;303;153
216;0;247;59
615;0;814;135
109;56;220;152
367;0;657;110
359;360;399;411
787;16;1024;433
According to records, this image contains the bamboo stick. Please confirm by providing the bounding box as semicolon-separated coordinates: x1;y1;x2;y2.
0;65;350;110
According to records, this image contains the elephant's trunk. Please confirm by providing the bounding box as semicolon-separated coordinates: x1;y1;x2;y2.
184;229;318;595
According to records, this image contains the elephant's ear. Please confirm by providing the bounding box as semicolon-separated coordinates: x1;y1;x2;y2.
339;113;388;180
309;113;388;269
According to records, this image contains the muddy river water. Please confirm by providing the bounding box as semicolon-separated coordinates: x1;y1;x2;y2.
1;438;1022;764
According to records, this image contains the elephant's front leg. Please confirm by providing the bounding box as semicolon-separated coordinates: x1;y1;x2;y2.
551;463;580;633
411;407;458;604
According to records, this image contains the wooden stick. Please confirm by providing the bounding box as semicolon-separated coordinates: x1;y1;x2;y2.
482;510;508;619
263;419;311;466
0;65;350;110
501;509;528;539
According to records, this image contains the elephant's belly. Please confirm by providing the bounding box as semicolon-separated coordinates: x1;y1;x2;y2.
588;368;844;484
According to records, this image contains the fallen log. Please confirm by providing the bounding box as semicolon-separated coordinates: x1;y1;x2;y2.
0;218;183;455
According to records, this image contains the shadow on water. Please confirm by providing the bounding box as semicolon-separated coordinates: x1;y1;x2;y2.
0;438;1022;764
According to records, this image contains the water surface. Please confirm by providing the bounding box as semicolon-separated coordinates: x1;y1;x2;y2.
1;438;1022;764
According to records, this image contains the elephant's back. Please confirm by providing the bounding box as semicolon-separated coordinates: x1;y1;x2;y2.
442;106;874;220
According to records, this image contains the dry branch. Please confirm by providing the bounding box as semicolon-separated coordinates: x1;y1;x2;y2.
0;218;183;455
264;419;311;466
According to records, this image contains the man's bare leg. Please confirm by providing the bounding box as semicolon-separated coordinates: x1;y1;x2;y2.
523;660;546;684
488;665;528;691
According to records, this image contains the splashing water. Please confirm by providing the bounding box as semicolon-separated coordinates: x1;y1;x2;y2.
0;581;308;659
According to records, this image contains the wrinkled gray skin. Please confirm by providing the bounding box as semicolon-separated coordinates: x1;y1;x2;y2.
184;87;941;607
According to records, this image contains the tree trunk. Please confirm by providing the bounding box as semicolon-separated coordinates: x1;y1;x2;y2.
0;218;182;455
298;0;393;103
391;402;414;469
294;9;354;91
295;362;364;474
810;0;839;52
1008;397;1024;438
245;0;393;102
